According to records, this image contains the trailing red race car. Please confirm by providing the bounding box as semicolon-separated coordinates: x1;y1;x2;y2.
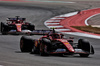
1;16;35;35
20;29;94;57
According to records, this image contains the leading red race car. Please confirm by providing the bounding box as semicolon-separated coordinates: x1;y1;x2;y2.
1;16;35;35
20;29;94;57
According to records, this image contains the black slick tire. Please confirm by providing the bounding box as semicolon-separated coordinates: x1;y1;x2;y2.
20;36;34;52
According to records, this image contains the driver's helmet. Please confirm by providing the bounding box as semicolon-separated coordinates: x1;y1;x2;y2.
17;20;20;23
53;33;60;39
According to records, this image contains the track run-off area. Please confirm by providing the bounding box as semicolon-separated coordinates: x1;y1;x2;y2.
45;8;100;39
0;0;100;66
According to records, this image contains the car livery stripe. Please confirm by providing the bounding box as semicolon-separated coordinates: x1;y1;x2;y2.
56;39;74;52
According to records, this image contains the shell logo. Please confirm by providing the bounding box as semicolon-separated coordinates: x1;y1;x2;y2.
64;43;69;44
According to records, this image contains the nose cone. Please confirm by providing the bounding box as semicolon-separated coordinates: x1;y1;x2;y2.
57;39;75;53
16;24;22;32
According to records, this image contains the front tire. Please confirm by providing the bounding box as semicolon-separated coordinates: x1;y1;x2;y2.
78;39;90;57
39;38;51;56
40;44;49;56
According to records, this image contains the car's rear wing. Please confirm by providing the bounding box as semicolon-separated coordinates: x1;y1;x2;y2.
7;30;52;35
7;18;26;21
28;30;52;35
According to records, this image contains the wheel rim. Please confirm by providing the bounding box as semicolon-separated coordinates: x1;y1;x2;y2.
20;40;23;49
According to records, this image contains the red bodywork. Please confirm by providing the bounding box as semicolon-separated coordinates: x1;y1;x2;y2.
15;24;22;32
56;39;74;53
20;29;94;57
38;32;75;54
6;17;30;32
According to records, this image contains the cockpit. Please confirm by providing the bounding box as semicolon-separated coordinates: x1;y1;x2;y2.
48;33;64;39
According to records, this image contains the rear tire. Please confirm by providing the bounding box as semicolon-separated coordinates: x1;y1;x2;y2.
1;22;8;35
20;36;34;52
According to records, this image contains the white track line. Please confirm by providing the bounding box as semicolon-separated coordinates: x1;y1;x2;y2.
47;26;63;28
85;13;100;26
44;11;78;33
63;32;100;39
57;12;78;17
41;1;75;3
47;23;60;25
45;20;61;22
55;29;71;31
51;17;65;19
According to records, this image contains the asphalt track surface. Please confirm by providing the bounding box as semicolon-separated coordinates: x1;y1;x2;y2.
0;1;100;66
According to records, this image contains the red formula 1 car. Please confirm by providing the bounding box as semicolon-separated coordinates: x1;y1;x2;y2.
1;16;35;35
20;29;94;57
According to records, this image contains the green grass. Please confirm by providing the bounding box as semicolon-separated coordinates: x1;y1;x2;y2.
72;26;100;34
